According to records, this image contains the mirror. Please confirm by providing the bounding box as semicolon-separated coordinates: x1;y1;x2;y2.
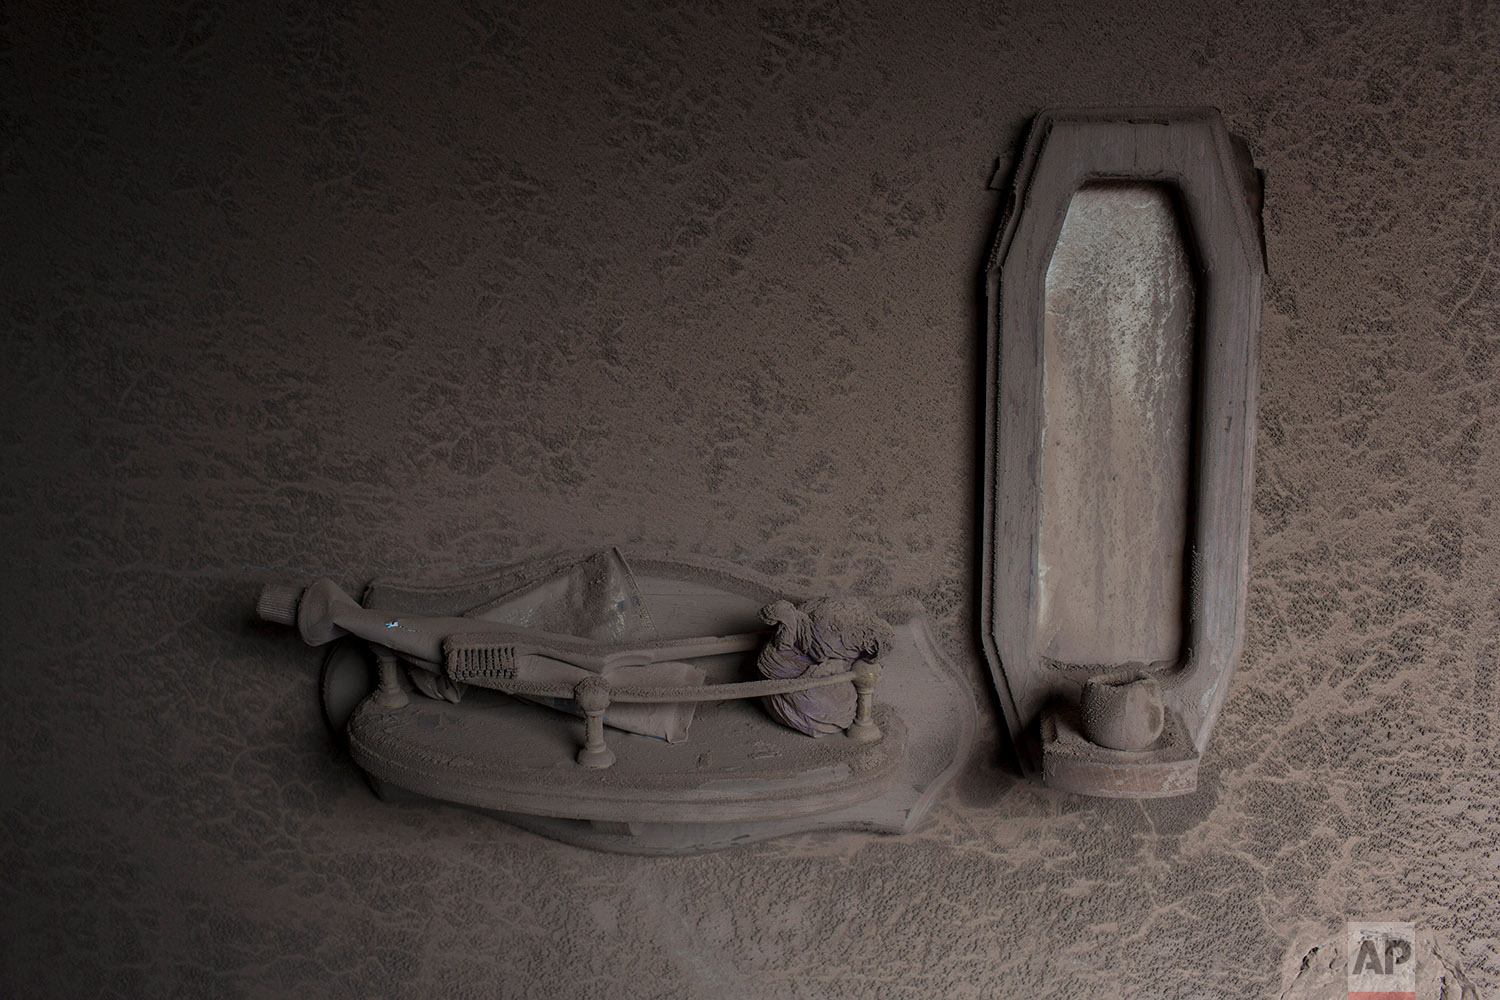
982;109;1266;797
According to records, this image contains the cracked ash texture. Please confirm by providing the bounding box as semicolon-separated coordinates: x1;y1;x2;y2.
3;2;1498;997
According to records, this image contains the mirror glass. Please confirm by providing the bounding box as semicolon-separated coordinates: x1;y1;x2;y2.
1037;182;1196;668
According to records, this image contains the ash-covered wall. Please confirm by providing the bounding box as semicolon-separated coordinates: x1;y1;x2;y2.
3;2;1497;996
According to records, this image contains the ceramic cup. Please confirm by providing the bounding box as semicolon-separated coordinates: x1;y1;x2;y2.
1079;670;1165;751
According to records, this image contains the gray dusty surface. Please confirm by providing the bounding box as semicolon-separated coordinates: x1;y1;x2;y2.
3;2;1498;997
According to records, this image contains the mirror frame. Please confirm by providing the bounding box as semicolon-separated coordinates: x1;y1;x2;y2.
982;108;1266;794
